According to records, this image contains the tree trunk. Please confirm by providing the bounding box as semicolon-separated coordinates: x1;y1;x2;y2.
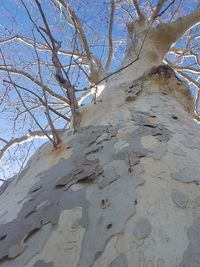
0;58;200;267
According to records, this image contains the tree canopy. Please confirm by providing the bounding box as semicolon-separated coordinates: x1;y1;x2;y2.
0;0;200;180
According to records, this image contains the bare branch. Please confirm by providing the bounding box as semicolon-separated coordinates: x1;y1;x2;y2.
0;48;56;146
151;0;167;20
105;0;115;72
175;7;200;31
34;0;80;130
150;7;200;56
132;0;145;22
0;35;81;58
55;0;103;83
0;129;65;160
156;0;175;19
67;5;93;63
3;80;70;122
0;138;8;144
167;61;200;74
32;24;61;146
120;4;135;20
56;0;93;62
166;7;200;46
0;66;69;103
1;70;60;103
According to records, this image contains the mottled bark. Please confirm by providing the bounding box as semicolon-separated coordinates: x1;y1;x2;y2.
0;61;200;267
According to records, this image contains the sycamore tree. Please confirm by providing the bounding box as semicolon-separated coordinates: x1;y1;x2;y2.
0;0;200;180
1;1;200;267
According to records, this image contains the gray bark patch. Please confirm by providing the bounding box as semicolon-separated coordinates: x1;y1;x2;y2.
0;181;11;196
78;173;140;267
133;218;152;240
131;112;172;142
171;167;200;184
56;158;103;189
2;224;52;267
180;217;200;267
172;191;189;208
97;167;119;189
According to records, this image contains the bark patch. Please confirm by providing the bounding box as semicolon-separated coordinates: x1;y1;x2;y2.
180;217;200;267
171;167;200;184
133;218;152;240
172;191;189;208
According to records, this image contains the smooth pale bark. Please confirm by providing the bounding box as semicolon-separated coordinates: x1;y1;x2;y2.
121;7;200;85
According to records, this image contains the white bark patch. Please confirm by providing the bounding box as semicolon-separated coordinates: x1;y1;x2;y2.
141;136;160;149
24;208;85;267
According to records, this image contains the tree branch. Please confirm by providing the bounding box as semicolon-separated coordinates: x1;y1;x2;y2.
67;6;93;63
3;80;70;122
34;0;80;130
0;129;65;160
105;0;115;72
0;66;69;103
151;0;167;20
32;23;61;146
167;64;200;75
0;138;8;144
166;7;200;46
151;7;200;55
156;0;175;19
0;34;81;58
176;7;200;31
55;0;93;61
132;0;145;22
0;48;56;146
55;0;103;83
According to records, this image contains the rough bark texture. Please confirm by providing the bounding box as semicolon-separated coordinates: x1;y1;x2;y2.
0;62;200;267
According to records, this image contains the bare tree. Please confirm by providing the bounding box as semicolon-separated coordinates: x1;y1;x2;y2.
1;1;200;267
